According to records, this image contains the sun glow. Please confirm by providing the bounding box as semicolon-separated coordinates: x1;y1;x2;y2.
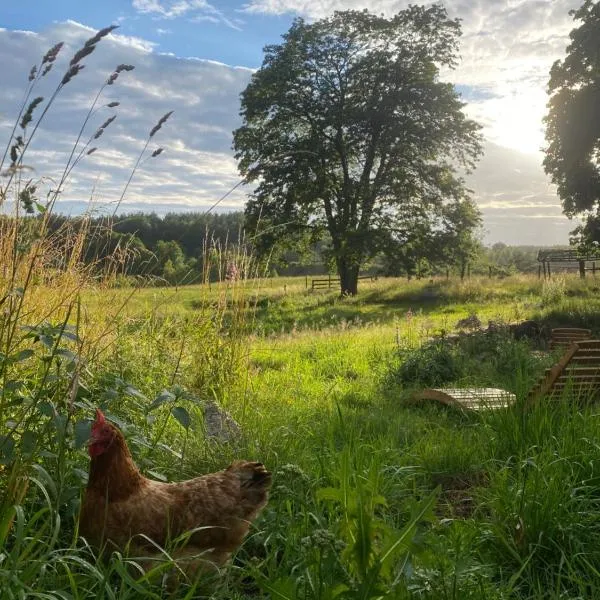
470;87;547;156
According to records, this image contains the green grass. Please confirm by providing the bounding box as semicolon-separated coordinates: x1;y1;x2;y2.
6;273;600;598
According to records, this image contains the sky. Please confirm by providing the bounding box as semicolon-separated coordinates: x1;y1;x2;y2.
0;0;586;245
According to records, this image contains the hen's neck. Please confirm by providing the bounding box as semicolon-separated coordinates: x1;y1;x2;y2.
88;434;145;501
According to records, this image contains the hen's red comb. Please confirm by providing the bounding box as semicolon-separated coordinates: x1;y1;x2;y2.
95;408;106;424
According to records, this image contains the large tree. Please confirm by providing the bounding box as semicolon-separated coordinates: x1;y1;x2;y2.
234;7;482;295
544;0;600;244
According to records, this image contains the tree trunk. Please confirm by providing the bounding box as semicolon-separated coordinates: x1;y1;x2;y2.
460;259;467;281
337;259;359;296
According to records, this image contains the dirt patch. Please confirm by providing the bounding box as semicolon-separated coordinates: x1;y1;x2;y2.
432;471;488;519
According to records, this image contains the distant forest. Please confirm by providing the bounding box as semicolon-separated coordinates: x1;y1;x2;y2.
37;211;555;285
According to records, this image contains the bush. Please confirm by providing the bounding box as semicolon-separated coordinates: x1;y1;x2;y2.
394;340;463;387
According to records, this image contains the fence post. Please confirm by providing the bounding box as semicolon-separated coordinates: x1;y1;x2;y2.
489;266;492;279
328;273;331;289
538;264;541;279
305;276;308;289
594;262;596;276
579;260;586;279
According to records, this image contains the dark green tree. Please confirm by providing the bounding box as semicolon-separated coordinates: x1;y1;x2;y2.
234;6;482;295
544;0;600;244
433;198;482;279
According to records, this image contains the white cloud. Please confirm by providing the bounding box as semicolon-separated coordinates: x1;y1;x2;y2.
242;0;579;158
0;14;581;245
0;21;251;216
132;0;242;29
465;143;579;245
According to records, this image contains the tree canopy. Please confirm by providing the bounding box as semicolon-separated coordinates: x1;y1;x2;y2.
234;6;483;294
544;0;600;244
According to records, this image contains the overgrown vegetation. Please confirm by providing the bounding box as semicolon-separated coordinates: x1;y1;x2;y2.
5;16;600;600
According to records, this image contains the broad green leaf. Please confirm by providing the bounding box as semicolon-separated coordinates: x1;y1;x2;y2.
171;406;191;429
20;430;37;455
124;385;148;401
10;349;34;363
149;389;175;411
74;420;91;449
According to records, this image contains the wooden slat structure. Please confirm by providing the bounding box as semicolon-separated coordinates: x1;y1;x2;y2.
537;249;600;279
527;339;600;404
411;388;516;411
550;327;592;349
411;340;600;411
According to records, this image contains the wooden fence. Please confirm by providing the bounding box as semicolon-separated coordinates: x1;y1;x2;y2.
309;274;378;290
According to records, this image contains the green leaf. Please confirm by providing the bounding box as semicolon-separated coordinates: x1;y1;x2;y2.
259;577;297;600
38;402;55;417
0;436;15;462
20;430;37;455
171;406;191;430
147;470;168;482
316;486;345;503
124;385;148;401
149;389;175;411
56;348;77;362
74;420;91;449
9;349;34;363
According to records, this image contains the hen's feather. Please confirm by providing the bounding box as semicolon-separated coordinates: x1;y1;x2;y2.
79;417;271;569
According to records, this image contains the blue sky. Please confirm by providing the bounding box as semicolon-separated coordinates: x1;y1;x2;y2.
0;0;587;244
2;0;291;66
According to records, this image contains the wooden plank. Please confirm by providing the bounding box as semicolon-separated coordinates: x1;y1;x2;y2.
551;328;592;335
569;355;600;364
546;366;600;375
572;340;600;349
411;388;516;411
527;342;580;405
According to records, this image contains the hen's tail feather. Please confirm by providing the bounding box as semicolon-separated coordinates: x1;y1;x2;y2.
232;461;272;490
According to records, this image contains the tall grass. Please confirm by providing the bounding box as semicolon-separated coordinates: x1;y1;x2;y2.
0;26;260;598
4;23;600;600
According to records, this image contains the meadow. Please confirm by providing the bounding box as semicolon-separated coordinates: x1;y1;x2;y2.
4;27;600;599
4;270;600;599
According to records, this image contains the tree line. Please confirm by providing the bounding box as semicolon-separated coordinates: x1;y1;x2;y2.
7;210;556;285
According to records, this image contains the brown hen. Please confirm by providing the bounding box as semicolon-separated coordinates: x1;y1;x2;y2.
79;409;271;570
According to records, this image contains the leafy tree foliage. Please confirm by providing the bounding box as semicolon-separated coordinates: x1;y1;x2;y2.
234;7;482;294
544;0;600;244
38;211;247;284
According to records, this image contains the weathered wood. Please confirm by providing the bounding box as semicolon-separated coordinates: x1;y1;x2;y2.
411;388;516;411
552;327;592;335
550;328;592;350
528;343;580;404
411;339;600;411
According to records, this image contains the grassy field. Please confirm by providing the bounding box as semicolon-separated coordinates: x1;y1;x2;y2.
4;273;600;598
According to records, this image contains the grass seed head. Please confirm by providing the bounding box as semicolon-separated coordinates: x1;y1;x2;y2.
28;65;37;82
151;148;163;158
70;44;95;67
61;64;84;85
42;41;64;65
84;25;118;48
20;97;44;130
149;111;174;137
99;115;117;130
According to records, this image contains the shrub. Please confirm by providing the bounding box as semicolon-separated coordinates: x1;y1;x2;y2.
394;340;463;387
